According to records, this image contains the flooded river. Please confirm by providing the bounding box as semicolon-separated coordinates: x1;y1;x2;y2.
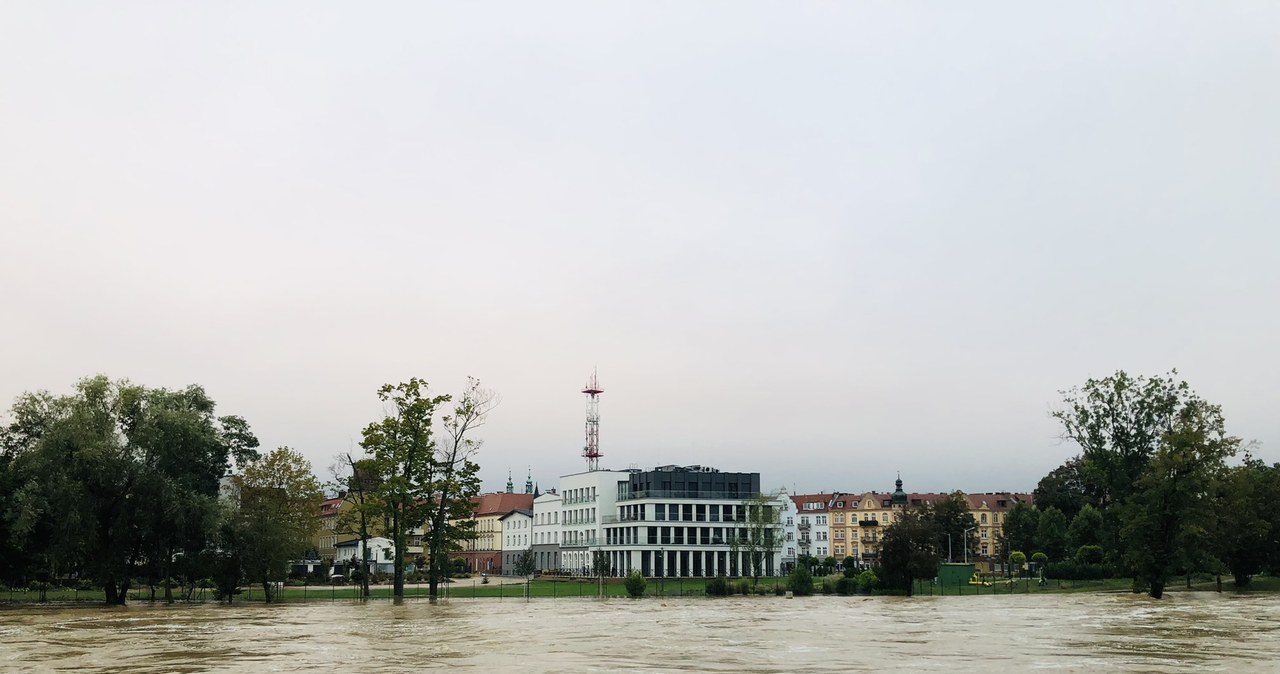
2;593;1278;672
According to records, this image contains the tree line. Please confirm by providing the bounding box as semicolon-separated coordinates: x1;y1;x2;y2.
854;371;1278;599
1027;370;1279;597
0;375;490;604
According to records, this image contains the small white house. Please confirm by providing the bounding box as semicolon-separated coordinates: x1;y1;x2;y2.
500;508;533;575
334;537;397;575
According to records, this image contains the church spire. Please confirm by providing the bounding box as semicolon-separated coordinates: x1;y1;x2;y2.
505;469;514;493
525;466;534;494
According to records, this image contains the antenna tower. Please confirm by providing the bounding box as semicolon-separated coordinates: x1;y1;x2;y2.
582;369;603;471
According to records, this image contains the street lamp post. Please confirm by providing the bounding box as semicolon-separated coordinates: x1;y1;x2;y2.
963;527;976;564
660;547;665;596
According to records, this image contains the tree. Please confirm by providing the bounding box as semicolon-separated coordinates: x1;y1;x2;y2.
361;379;448;600
929;491;975;563
1035;506;1069;562
0;376;257;604
592;549;611;598
998;502;1039;563
1033;457;1092;520
1052;370;1201;509
877;508;941;595
235;447;323;602
1213;458;1280;586
1009;551;1027;577
1067;503;1104;551
735;493;782;585
331;453;384;598
1121;400;1238;598
513;548;536;601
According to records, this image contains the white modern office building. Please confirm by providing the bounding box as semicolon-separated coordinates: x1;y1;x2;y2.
556;469;632;574
598;465;783;578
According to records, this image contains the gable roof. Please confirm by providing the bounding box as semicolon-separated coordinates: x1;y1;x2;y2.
471;492;535;517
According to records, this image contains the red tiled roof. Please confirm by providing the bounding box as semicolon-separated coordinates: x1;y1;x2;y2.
471;492;535;516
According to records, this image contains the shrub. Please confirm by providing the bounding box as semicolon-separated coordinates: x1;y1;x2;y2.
835;577;857;595
1031;552;1049;568
855;569;879;594
820;578;836;595
734;579;752;595
773;583;786;596
625;570;647;598
76;579;97;592
788;565;814;596
705;576;730;597
1075;545;1105;564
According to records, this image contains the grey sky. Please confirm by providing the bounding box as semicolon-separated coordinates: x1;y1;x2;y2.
2;2;1277;495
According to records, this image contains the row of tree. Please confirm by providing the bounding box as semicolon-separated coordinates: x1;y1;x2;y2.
328;377;493;602
1026;371;1280;596
872;371;1278;599
0;375;490;604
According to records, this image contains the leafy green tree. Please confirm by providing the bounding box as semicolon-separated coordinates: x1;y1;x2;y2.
331;453;384;598
1009;551;1027;577
998;502;1038;562
513;548;536;601
877;508;941;595
424;379;492;602
1122;401;1238;598
1212;458;1278;587
929;491;975;563
1034;457;1093;520
361;379;448;599
1035;506;1069;562
235;447;323;602
1066;503;1103;551
1053;370;1201;509
1;376;256;604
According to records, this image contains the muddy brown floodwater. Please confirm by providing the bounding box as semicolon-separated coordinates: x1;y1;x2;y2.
2;593;1278;672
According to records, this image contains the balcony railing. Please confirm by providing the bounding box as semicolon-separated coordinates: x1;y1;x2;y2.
858;520;879;527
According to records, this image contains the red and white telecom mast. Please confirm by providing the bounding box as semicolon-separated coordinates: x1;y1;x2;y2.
582;369;603;471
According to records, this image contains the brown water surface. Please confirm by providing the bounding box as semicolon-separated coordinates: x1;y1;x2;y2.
2;593;1277;672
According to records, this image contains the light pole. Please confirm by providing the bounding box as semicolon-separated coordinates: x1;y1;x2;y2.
945;533;952;563
963;527;976;564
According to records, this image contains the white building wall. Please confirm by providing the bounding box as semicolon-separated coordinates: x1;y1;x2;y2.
556;470;630;574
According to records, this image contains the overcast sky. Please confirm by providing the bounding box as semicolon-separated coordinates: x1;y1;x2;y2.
2;2;1277;495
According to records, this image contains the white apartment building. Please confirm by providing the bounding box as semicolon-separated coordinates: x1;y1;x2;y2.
557;470;631;574
531;490;561;572
499;509;533;575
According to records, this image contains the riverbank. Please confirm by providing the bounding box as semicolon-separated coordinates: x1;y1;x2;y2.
5;574;1278;605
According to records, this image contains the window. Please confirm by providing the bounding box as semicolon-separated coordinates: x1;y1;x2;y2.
817;515;827;526
980;513;988;524
881;513;888;522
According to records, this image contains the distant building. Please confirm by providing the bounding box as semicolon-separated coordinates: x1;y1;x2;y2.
601;465;783;578
500;508;533;575
334;536;396;575
531;489;561;572
456;491;535;574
